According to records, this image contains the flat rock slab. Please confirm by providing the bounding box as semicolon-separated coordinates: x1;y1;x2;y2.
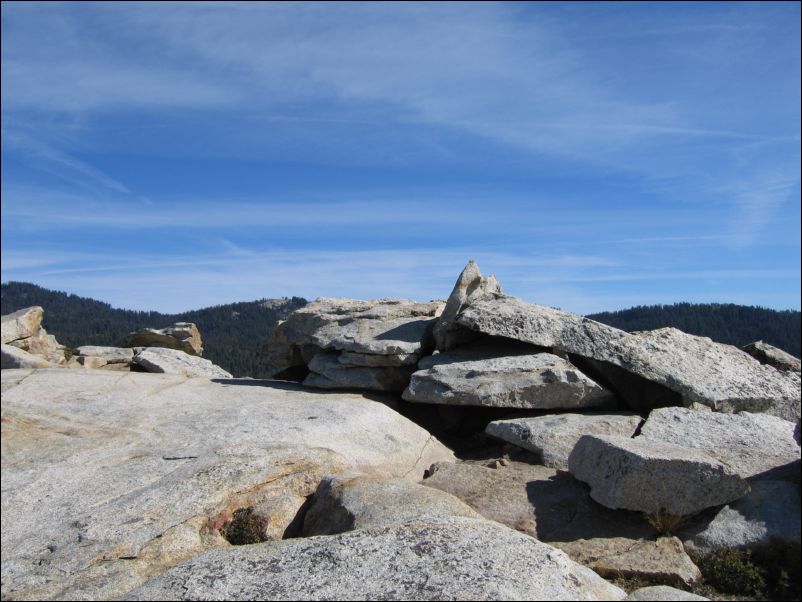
302;474;479;536
568;435;750;516
121;322;203;356
1;369;454;600
486;412;642;469
126;517;627;601
680;479;801;556
552;536;701;587
304;351;415;393
456;294;800;420
639;407;801;479
625;586;710;601
402;343;614;409
421;461;654;542
134;347;233;378
742;340;801;373
76;346;135;364
1;306;43;344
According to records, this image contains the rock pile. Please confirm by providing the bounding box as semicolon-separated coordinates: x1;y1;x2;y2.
267;297;444;392
2;260;800;601
1;306;66;368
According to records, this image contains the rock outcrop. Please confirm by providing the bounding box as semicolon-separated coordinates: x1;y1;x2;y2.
625;586;710;601
639;407;801;479
421;460;654;542
1;306;44;344
267;297;444;392
301;473;479;536
120;322;204;356
453;295;800;419
1;343;52;369
133;347;233;378
1;306;66;368
485;412;642;469
552;536;701;587
1;368;454;600
432;260;502;351
127;517;627;601
680;479;801;555
402;341;614;409
742;340;801;373
568;434;750;515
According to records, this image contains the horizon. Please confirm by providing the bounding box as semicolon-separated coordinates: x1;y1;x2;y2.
3;278;800;318
2;2;800;315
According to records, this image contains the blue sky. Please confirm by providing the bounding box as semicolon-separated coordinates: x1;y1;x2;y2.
1;1;800;314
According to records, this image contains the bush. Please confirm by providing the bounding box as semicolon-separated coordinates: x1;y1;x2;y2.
698;548;766;595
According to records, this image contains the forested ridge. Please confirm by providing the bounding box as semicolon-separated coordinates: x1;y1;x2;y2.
588;302;800;358
1;281;306;378
2;282;799;377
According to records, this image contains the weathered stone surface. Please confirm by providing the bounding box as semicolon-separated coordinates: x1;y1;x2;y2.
77;355;108;369
338;350;419;367
1;306;44;344
302;473;479;536
639;407;801;479
121;322;203;356
1;369;454;600
304;351;416;392
433;260;502;351
486;412;642;469
8;327;66;364
127;517;627;601
568;435;750;515
552;536;701;587
77;346;134;364
455;295;801;420
1;343;52;369
422;461;654;542
625;586;710;601
742;340;801;373
680;479;801;555
267;297;444;376
403;342;614;409
134;347;232;378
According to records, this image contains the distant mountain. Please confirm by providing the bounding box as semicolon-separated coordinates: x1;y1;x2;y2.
0;281;307;378
3;282;799;377
588;302;800;358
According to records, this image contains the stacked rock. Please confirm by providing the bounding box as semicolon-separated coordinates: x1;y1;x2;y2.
1;306;66;368
266;297;444;392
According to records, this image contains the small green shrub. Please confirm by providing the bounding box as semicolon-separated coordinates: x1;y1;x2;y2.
63;347;78;361
698;548;766;595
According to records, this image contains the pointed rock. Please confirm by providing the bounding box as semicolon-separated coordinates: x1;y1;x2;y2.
433;261;502;351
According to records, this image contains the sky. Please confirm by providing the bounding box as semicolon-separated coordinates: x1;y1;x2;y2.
1;1;800;314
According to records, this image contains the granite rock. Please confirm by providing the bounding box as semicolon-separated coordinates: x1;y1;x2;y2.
486;412;642;469
133;347;232;378
126;517;627;601
403;342;614;410
568;435;750;515
639;407;800;479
